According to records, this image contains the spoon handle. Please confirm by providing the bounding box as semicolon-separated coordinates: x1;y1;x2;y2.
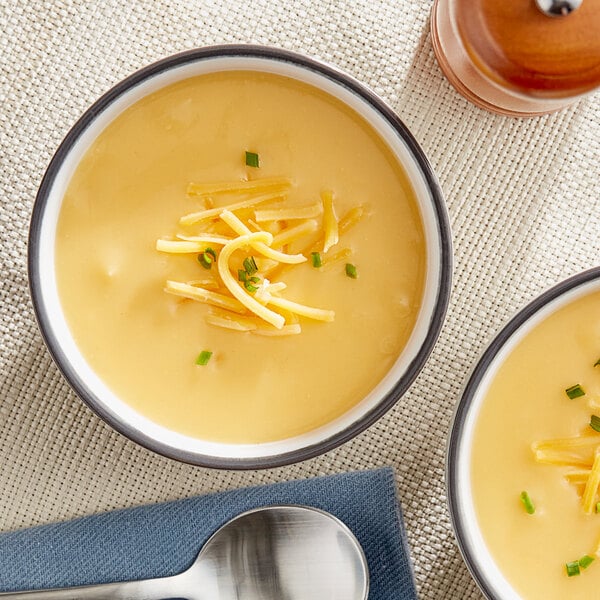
0;574;182;600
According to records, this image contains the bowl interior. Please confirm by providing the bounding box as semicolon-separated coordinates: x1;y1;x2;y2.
447;268;600;599
30;47;451;467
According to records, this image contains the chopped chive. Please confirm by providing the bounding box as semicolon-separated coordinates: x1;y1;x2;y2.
243;256;258;275
244;281;258;293
591;415;600;433
596;502;600;514
198;252;212;269
345;263;357;279
566;561;581;577
249;276;260;284
204;247;217;261
238;269;247;282
566;384;585;399
520;491;535;514
195;350;212;366
311;252;322;268
579;555;595;569
245;151;259;168
595;358;600;367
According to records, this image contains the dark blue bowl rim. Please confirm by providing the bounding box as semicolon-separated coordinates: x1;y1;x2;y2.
28;44;452;470
446;266;600;599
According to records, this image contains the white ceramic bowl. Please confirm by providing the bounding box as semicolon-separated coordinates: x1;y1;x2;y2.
29;45;452;469
447;267;600;599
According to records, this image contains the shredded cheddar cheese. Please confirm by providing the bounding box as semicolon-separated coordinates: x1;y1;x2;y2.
564;470;592;485
339;204;367;233
220;210;306;264
158;174;366;338
205;313;258;332
217;231;286;329
156;237;231;253
302;203;364;258
320;247;353;269
582;449;600;514
186;278;219;289
266;296;335;323
254;202;323;222
252;323;302;336
533;433;600;510
164;280;245;313
321;189;339;253
271;220;319;248
533;437;600;451
179;191;286;226
186;176;292;197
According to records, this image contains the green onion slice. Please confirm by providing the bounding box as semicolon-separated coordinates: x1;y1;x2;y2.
566;384;585;399
243;256;258;275
198;252;212;269
244;281;258;293
238;269;248;282
311;252;322;268
590;415;600;433
566;561;581;577
595;358;600;367
245;151;259;168
579;555;595;569
195;350;212;366
520;491;535;514
204;247;217;260
345;263;358;279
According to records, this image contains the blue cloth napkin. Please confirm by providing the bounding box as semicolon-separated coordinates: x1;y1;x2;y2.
0;467;417;599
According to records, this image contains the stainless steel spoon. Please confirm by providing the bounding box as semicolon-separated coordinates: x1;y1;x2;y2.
0;505;369;599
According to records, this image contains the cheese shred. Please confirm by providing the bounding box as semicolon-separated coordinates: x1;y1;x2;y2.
186;176;292;197
321;189;339;253
533;434;600;511
179;191;286;226
164;280;245;313
582;449;600;514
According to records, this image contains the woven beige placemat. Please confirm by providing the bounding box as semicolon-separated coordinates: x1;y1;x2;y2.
1;1;599;598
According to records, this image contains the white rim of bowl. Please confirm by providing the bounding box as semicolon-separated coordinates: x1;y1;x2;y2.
447;266;600;599
29;45;452;469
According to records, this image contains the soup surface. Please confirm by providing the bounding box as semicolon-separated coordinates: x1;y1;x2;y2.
472;289;600;598
55;70;425;443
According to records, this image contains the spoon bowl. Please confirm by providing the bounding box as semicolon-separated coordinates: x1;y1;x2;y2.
0;505;369;599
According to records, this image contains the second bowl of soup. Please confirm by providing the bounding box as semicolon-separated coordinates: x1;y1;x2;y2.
449;267;600;599
29;46;451;468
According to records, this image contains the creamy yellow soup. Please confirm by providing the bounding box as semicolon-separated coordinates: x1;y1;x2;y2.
55;71;425;443
472;289;600;599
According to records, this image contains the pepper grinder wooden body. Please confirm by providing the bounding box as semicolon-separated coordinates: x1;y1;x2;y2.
430;0;600;116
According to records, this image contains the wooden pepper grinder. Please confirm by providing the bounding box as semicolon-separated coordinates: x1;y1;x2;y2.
430;0;600;116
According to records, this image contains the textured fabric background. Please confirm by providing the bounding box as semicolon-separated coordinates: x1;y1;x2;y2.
0;1;598;599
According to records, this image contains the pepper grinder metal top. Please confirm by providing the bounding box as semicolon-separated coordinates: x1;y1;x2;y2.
535;0;583;16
